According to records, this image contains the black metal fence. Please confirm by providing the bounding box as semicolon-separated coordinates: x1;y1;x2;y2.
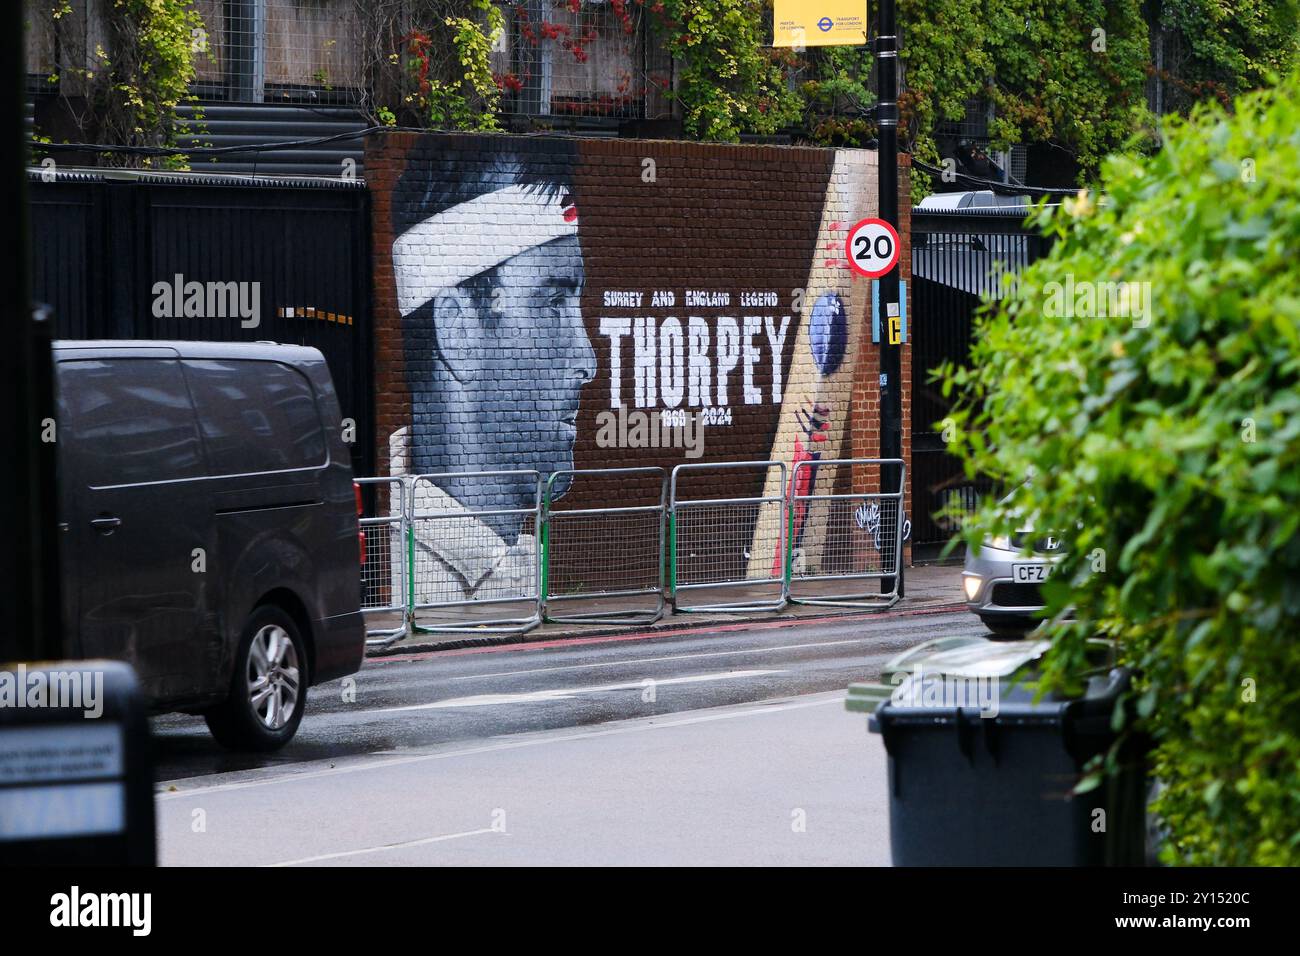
27;169;374;476
910;206;1054;554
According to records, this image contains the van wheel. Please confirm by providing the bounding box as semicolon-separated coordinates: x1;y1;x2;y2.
206;606;307;752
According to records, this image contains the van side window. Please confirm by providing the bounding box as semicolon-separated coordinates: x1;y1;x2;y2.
183;359;327;475
57;358;205;486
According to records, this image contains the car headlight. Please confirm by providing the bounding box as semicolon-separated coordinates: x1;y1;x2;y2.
962;574;983;600
987;534;1013;551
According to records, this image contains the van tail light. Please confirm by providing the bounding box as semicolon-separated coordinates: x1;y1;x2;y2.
354;481;367;567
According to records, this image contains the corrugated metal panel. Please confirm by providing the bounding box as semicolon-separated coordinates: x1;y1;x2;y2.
173;102;368;178
27;166;366;190
25;94;368;178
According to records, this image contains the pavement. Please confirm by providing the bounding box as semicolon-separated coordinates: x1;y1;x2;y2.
151;601;987;865
368;560;966;655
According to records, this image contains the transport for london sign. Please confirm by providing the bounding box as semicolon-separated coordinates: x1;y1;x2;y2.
773;1;867;47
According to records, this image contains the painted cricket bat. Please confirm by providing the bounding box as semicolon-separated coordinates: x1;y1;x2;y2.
748;150;877;580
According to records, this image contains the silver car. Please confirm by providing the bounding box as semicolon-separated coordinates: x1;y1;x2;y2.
962;529;1064;636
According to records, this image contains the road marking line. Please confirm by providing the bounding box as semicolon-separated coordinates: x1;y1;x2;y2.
372;604;968;664
265;827;500;867
372;669;782;712
158;694;846;800
445;635;905;681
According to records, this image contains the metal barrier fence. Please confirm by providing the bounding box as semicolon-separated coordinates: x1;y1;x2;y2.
358;477;409;650
541;467;667;626
355;458;909;648
787;458;907;610
407;470;543;636
669;461;788;613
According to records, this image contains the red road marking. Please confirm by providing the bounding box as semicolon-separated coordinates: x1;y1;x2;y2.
372;602;967;665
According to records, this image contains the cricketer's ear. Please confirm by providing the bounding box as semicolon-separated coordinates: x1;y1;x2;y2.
431;286;483;385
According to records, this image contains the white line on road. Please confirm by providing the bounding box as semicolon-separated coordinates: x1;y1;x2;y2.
371;669;783;712
158;693;846;801
265;827;502;867
446;638;878;681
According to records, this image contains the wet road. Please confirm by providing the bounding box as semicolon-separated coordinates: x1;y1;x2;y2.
152;605;982;783
154;606;986;865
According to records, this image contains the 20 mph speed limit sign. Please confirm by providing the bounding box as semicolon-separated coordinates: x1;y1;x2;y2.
845;217;901;279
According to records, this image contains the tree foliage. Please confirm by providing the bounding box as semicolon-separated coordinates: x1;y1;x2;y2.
34;1;1300;171
405;0;504;131
40;0;205;167
892;0;1298;186
645;0;801;142
1158;0;1300;104
939;75;1300;865
352;0;504;132
636;0;1297;181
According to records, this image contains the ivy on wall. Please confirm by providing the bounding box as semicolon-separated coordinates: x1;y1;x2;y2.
638;0;1297;187
39;0;205;167
1158;0;1300;104
976;0;1153;177
29;0;1300;179
796;42;876;147
891;0;993;170
644;0;801;142
402;0;504;132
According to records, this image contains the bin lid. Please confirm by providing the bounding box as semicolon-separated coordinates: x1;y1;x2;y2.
896;636;1052;678
846;635;1050;713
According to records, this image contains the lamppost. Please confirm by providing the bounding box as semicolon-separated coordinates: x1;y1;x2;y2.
874;0;904;595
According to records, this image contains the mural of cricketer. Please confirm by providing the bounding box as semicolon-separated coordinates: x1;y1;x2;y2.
388;141;594;604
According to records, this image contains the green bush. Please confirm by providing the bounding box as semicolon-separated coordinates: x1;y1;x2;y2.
941;74;1300;865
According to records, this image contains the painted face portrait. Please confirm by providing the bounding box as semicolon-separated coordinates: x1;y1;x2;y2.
422;234;592;498
391;142;593;518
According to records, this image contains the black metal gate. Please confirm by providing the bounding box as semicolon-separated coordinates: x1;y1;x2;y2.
27;169;374;476
910;207;1053;555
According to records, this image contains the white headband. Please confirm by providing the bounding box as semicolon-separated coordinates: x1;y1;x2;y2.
392;183;578;316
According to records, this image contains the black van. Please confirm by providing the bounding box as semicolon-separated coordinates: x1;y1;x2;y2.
53;341;366;751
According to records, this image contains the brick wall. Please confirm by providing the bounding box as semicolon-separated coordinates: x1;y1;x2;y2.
365;132;912;585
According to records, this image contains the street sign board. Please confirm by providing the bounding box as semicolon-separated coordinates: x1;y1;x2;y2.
845;217;901;279
773;1;868;48
871;278;908;344
0;660;156;864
